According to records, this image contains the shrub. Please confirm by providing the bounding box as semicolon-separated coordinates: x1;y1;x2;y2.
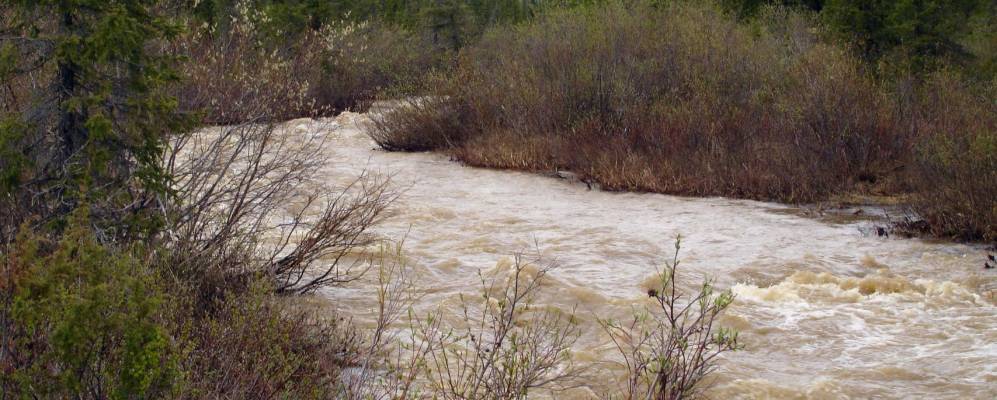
369;94;473;151
170;281;360;399
175;2;440;124
1;214;177;398
2;3;404;400
601;239;740;399
174;3;327;124
373;1;898;202
164;117;395;302
372;0;995;241
416;254;582;399
315;20;440;112
906;74;997;241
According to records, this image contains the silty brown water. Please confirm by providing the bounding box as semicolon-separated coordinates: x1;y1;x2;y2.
287;111;995;399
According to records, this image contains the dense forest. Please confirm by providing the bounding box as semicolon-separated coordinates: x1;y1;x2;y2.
1;0;994;398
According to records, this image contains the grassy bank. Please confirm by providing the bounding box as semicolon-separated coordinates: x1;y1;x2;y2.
370;1;996;242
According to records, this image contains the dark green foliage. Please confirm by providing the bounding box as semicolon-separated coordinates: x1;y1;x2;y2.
718;0;995;77
420;0;474;50
1;0;193;242
823;0;983;72
2;212;176;398
2;3;189;393
718;0;823;18
0;117;28;195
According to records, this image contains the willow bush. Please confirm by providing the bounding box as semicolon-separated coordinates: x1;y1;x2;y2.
371;0;996;241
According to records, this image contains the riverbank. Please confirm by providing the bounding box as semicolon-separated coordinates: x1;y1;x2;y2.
368;2;996;243
318;110;997;398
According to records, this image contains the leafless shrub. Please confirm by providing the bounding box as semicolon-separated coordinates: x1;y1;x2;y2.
372;1;993;240
158;80;399;398
162;116;396;300
339;241;430;400
369;95;471;152
171;2;438;125
413;253;582;399
172;3;326;124
602;239;740;400
372;2;903;202
327;248;584;400
906;73;996;242
315;20;440;113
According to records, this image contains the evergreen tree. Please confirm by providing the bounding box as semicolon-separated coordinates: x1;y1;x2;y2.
823;0;983;72
717;0;990;74
0;0;190;242
422;0;474;50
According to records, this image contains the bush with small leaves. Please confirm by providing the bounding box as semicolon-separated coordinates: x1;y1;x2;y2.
602;238;740;399
1;211;176;398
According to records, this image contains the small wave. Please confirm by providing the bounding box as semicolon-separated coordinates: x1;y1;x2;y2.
732;270;982;305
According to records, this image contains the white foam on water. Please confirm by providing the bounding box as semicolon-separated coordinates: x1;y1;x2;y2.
277;111;995;399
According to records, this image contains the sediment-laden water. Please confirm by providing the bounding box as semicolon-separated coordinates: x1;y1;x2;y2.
290;111;995;399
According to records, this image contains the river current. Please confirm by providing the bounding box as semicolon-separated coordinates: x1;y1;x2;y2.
290;111;995;399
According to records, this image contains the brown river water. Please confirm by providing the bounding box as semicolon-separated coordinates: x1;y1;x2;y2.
282;111;995;399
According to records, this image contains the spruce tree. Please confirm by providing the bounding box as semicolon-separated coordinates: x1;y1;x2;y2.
0;0;191;242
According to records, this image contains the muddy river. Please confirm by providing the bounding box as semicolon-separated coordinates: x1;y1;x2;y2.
293;111;995;399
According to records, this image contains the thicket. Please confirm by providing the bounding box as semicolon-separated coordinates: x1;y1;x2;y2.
370;1;997;242
1;1;742;399
0;1;377;397
173;1;441;122
2;0;990;398
190;0;599;45
169;1;612;122
720;0;996;78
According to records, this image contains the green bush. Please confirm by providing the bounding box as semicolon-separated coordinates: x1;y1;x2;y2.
0;216;361;399
2;212;176;398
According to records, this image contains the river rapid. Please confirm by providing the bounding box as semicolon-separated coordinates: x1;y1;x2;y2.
292;111;995;399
